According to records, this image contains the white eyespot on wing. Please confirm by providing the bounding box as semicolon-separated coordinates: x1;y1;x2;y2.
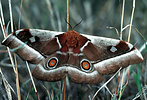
29;37;36;43
46;57;58;69
80;59;92;72
110;46;117;53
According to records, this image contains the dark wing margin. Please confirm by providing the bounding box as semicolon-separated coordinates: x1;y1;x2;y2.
81;34;144;74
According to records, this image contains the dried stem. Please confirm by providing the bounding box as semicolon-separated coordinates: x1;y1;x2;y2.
15;64;21;100
9;1;22;100
128;0;135;43
0;68;13;100
67;0;69;31
92;68;122;100
0;0;6;38
120;0;125;40
117;0;125;98
8;0;14;32
63;0;69;100
114;71;120;100
16;0;24;99
25;61;39;100
18;0;24;29
63;76;66;100
119;0;135;99
45;0;57;30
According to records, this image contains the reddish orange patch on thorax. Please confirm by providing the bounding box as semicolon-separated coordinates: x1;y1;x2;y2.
65;30;80;48
56;30;89;53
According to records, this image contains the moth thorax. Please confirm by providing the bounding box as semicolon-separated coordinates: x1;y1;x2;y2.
47;57;58;69
80;59;92;72
66;37;78;48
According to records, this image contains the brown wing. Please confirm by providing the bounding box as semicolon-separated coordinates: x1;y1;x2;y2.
2;29;63;64
14;29;64;56
32;51;104;84
81;34;143;74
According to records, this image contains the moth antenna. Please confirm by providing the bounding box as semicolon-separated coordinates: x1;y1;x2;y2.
73;19;83;30
64;19;72;30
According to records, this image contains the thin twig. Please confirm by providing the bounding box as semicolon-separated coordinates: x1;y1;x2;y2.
67;0;69;31
0;68;12;100
25;61;39;100
132;85;147;100
15;64;21;100
121;24;147;41
8;0;21;99
118;81;128;100
18;0;23;29
55;6;62;32
0;16;6;37
105;85;113;97
119;0;135;99
45;0;57;30
92;68;122;100
107;27;120;40
63;76;66;100
6;0;16;73
42;85;52;100
14;53;21;100
128;0;135;43
8;0;14;32
133;26;147;41
0;0;6;38
119;67;125;98
16;1;24;99
120;0;125;40
114;71;120;100
63;0;69;100
118;0;125;98
7;47;16;74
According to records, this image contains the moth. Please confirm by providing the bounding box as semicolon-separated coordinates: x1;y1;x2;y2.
2;29;143;84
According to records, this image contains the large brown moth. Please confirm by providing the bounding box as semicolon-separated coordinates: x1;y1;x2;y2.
2;29;143;84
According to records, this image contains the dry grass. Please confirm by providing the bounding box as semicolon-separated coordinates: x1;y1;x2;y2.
0;0;146;100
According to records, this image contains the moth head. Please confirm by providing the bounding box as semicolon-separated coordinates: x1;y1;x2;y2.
46;57;58;69
65;30;80;48
80;59;92;72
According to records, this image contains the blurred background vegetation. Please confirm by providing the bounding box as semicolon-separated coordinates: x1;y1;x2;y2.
0;0;146;100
